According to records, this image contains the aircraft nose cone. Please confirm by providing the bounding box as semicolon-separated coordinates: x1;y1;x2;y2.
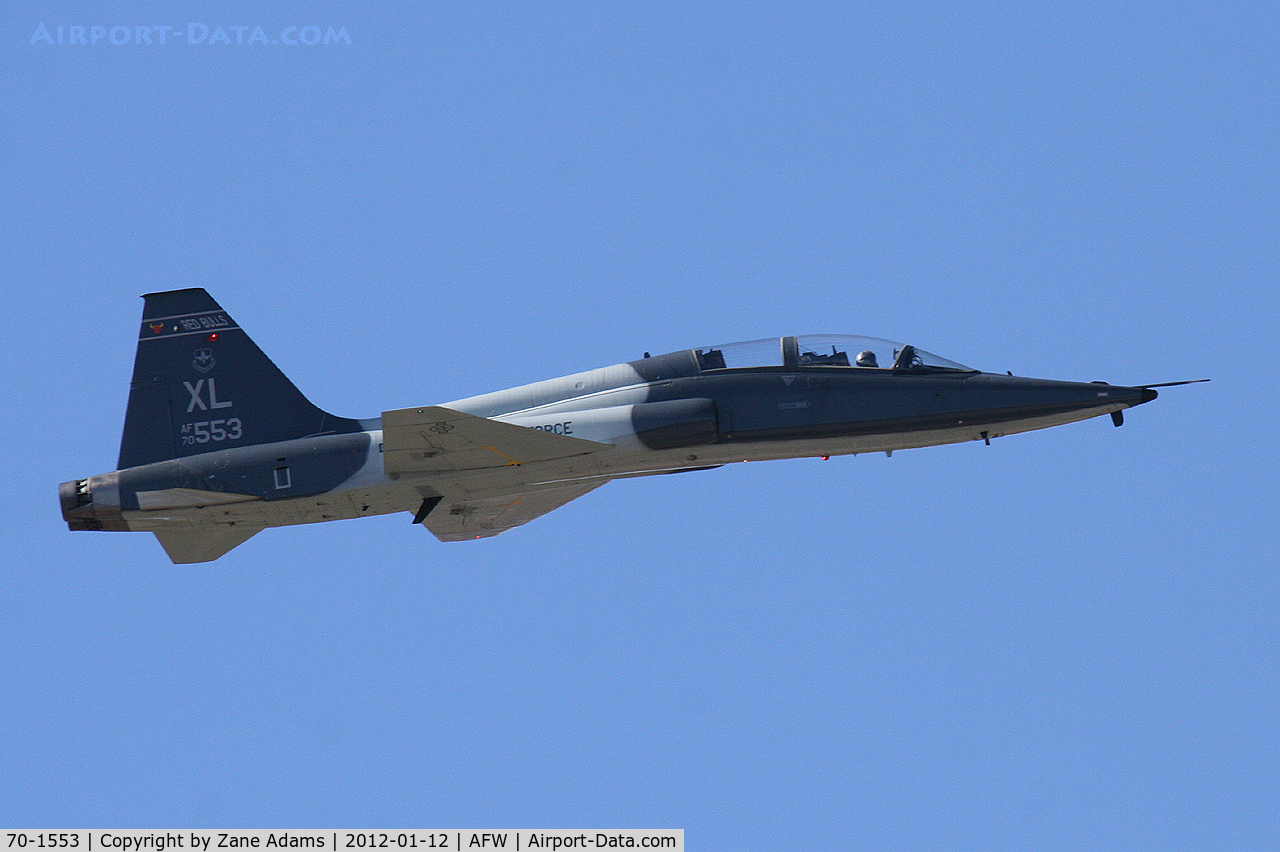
974;375;1159;425
1111;385;1158;406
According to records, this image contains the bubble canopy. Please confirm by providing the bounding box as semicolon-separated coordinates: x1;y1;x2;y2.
692;335;974;372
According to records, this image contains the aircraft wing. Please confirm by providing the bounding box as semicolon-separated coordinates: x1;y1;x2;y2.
382;405;610;474
422;481;609;541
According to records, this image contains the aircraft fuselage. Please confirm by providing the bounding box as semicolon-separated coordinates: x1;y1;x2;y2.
59;291;1169;562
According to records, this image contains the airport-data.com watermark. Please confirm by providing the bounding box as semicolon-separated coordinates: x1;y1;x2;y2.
29;23;351;46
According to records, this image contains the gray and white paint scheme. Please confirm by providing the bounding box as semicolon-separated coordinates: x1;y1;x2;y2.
60;289;1199;562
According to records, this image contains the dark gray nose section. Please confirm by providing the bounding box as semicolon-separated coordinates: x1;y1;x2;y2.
954;374;1171;434
1091;381;1157;406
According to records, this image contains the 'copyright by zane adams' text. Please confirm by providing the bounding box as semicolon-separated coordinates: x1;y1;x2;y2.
29;23;351;46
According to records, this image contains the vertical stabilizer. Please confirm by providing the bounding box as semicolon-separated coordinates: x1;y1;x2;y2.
118;289;361;469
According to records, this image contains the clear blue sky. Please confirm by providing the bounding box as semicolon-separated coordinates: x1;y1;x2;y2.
3;2;1277;848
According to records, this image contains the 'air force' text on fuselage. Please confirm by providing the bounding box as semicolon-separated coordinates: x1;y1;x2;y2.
59;289;1203;563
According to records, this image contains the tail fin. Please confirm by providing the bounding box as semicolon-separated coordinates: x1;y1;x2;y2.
118;289;362;469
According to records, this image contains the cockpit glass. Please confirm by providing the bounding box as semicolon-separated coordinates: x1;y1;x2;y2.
904;346;973;371
796;335;973;371
797;335;864;367
695;338;784;370
694;335;974;372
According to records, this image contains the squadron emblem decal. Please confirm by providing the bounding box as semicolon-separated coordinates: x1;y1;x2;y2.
65;287;1197;564
192;348;216;373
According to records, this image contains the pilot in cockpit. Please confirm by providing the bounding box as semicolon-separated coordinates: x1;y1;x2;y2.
855;350;879;368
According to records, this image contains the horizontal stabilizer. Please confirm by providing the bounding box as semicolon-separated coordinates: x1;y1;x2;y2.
382;405;609;475
153;525;261;564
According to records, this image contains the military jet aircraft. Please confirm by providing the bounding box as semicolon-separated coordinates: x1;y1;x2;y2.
60;289;1202;563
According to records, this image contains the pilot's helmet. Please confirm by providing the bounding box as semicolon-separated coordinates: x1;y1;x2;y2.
856;350;879;367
